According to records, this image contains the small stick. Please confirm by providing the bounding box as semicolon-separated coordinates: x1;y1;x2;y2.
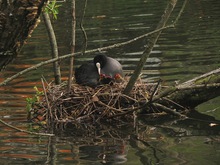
41;78;53;125
153;103;187;118
163;97;187;110
149;79;161;102
0;118;54;136
97;101;123;112
92;86;105;97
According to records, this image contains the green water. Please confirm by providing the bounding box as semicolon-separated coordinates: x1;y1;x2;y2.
0;0;219;164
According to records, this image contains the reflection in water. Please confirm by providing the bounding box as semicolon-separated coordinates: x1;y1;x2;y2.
0;0;220;164
45;122;131;164
31;112;220;165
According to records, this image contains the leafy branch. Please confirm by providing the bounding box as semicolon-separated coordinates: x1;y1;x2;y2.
44;0;62;19
26;86;43;113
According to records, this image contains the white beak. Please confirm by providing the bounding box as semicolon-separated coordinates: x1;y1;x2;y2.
96;62;101;75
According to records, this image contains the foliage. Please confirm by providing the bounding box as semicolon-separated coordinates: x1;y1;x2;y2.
44;0;62;19
26;86;44;112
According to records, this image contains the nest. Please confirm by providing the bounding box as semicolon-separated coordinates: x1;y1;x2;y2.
29;78;158;126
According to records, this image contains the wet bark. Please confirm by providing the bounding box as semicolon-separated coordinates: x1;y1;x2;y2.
155;68;220;109
42;12;61;85
67;0;76;92
168;68;220;108
0;0;48;70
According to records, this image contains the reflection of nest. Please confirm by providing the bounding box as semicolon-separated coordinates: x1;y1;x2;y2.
30;79;157;125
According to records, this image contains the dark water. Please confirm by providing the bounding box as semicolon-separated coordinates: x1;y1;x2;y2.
0;0;220;164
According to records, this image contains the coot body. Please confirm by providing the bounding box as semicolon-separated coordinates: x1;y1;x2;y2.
75;61;100;87
75;55;123;87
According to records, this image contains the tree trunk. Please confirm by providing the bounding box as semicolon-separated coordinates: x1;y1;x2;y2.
0;0;48;70
154;68;220;109
169;68;220;108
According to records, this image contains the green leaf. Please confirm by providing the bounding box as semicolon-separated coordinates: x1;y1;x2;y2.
44;0;62;19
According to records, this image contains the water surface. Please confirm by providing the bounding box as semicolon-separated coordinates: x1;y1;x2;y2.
0;0;220;164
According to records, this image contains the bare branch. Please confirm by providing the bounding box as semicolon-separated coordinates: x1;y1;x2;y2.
67;0;76;92
42;12;61;85
0;118;54;136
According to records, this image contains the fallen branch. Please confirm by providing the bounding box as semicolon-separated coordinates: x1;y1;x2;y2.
0;118;54;136
152;68;220;108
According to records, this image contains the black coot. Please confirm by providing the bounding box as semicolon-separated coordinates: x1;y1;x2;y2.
75;54;123;87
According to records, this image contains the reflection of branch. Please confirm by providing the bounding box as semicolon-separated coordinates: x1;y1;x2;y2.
130;135;162;164
45;136;57;164
0;25;174;87
0;118;54;136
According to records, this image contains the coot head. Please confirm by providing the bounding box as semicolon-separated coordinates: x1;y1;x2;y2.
94;54;123;78
94;55;107;67
93;54;107;75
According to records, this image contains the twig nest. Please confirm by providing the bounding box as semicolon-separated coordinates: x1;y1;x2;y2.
30;78;155;125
